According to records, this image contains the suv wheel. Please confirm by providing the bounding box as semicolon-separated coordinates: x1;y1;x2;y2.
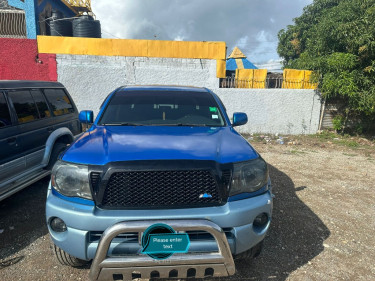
53;244;90;268
45;142;67;170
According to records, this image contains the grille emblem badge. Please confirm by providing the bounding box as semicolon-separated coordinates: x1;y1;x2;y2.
199;193;213;199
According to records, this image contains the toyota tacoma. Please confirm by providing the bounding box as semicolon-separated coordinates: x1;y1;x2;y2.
46;85;273;280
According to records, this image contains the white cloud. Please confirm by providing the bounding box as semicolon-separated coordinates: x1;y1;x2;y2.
92;0;313;64
235;36;249;50
174;35;184;41
255;59;283;72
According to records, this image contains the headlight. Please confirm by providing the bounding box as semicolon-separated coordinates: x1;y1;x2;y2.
229;158;268;196
51;160;92;200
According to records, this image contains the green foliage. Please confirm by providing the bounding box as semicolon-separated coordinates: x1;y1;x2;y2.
346;140;360;148
278;0;375;128
316;131;338;140
332;115;344;132
355;123;364;135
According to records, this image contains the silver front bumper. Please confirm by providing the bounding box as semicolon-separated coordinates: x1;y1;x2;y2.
89;219;236;281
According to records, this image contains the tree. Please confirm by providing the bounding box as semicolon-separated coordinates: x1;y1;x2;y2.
278;0;375;133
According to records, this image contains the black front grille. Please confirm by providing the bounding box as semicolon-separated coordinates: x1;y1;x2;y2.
90;172;101;194
222;170;232;187
101;170;222;208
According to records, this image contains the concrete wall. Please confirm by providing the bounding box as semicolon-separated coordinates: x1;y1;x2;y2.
0;38;322;135
56;54;321;135
215;88;321;135
56;54;219;114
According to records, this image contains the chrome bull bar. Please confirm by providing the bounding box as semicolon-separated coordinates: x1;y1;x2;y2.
89;219;236;280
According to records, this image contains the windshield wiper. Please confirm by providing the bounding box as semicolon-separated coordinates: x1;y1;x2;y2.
101;123;144;126
102;123;216;127
147;123;208;127
176;123;210;127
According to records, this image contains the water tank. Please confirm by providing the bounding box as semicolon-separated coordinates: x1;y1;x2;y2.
45;17;51;36
50;19;73;37
51;10;64;20
73;16;101;38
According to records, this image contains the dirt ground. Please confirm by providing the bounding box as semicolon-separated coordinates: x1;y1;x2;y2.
1;136;374;281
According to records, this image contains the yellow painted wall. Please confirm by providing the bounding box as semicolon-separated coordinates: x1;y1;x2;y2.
282;69;304;89
216;59;227;78
235;69;253;88
235;69;267;89
303;70;318;89
252;69;267;89
37;36;227;78
282;69;318;89
37;36;226;59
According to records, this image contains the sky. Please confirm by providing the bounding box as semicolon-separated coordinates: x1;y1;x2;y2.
92;0;313;71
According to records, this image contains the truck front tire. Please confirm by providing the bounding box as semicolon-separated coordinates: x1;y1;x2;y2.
53;244;90;268
233;240;264;260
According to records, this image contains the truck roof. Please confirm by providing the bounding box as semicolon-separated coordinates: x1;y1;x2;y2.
119;85;210;93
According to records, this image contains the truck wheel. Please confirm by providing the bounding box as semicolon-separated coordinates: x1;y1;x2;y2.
53;244;90;268
45;142;67;170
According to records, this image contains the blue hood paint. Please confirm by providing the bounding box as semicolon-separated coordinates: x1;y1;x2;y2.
62;125;258;165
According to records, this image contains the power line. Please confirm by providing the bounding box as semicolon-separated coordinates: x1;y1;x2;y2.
234;40;278;44
101;29;121;39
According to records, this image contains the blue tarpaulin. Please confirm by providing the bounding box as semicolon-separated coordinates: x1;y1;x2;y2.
226;46;258;71
226;58;258;71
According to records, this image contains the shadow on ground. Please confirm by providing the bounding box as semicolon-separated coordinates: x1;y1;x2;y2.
0;165;330;280
0;177;50;265
226;164;331;281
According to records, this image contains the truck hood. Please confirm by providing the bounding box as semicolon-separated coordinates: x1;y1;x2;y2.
62;126;258;165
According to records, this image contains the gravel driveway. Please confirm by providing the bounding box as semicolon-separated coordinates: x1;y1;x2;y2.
1;142;374;281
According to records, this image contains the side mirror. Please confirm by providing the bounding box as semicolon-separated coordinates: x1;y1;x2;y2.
79;110;94;124
232;112;248;127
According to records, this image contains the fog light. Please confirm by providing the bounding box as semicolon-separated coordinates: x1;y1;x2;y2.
253;213;268;227
50;217;67;232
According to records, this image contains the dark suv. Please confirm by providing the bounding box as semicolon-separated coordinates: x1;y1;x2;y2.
0;80;81;201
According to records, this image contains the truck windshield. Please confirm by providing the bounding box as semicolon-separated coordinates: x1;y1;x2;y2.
99;90;226;127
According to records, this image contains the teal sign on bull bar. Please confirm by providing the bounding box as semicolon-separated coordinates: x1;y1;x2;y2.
142;233;190;253
141;224;190;260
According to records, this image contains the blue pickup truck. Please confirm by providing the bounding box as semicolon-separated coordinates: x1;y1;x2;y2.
46;86;273;280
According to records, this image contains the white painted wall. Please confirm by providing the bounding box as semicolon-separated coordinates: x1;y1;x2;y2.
56;54;218;115
57;54;322;135
214;89;321;135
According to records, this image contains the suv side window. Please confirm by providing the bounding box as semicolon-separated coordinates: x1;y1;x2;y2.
0;92;12;128
44;89;74;116
31;89;51;119
8;90;40;124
